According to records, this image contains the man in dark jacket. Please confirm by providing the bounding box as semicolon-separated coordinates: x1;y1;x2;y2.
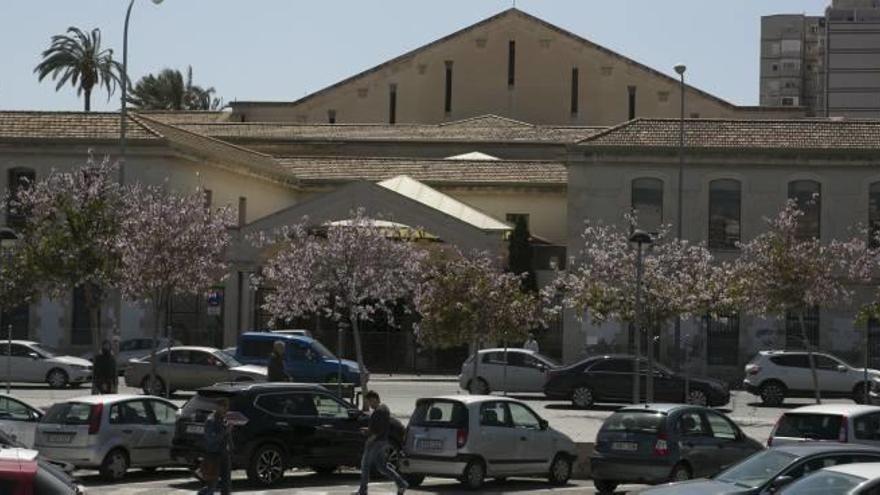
267;340;289;382
198;398;232;495
356;390;407;495
92;340;116;395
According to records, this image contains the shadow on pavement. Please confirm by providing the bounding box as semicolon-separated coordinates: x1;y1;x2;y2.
417;479;577;493
167;471;362;491
77;467;194;486
544;403;622;412
745;402;805;410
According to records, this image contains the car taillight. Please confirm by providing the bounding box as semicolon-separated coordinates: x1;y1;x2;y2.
839;417;849;442
745;364;761;376
768;416;782;447
88;403;103;435
653;433;669;456
456;428;468;448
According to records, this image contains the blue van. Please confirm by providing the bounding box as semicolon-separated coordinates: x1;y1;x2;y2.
234;332;363;384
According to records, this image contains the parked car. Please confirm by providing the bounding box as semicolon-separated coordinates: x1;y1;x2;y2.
636;443;880;495
269;329;313;338
0;447;84;494
235;332;362;384
458;348;558;394
35;394;180;481
82;337;180;374
590;403;762;493
171;382;402;487
780;462;880;494
399;395;577;490
744;350;878;406
124;346;267;395
0;341;92;389
543;354;730;408
0;394;43;448
768;404;880;447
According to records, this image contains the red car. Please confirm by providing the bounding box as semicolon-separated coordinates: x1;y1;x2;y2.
0;448;83;495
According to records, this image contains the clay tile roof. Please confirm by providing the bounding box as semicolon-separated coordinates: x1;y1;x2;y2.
0;111;161;141
579;118;880;150
136;110;234;124
274;156;566;186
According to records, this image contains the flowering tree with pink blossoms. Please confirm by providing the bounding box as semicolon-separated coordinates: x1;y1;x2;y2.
116;183;233;395
10;156;124;353
0;239;36;330
255;210;425;396
414;249;542;394
735;199;863;404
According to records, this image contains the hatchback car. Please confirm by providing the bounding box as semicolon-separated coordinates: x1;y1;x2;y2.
124;346;266;395
400;395;577;490
637;443;880;495
171;382;403;487
590;404;762;493
0;447;84;495
769;404;880;447
0;394;43;448
34;394;180;481
544;354;730;408
458;348;558;394
780;462;880;494
235;332;362;384
0;341;92;388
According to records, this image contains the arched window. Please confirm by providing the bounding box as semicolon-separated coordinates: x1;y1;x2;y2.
631;178;663;233
788;180;821;239
6;167;35;229
708;179;741;249
869;182;880;248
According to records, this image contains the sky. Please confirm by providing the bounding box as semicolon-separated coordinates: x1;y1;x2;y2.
0;0;830;112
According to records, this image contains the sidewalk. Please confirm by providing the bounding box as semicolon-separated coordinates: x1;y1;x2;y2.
370;373;458;382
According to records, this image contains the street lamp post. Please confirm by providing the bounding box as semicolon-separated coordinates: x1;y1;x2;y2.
120;0;164;181
674;63;688;398
630;229;653;404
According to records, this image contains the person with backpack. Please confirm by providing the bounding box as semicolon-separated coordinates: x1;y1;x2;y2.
198;398;232;495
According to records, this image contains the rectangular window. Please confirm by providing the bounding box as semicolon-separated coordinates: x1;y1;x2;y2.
706;314;740;366
508;40;516;87
238;197;247;227
388;84;397;124
628;86;637;120
570;67;579;115
785;307;820;350
327;109;336;124
444;61;453;114
708;179;741;250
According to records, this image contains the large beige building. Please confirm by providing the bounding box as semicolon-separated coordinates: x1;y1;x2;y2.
230;9;802;126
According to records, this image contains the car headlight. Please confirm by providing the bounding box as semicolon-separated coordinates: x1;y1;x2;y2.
71;365;91;371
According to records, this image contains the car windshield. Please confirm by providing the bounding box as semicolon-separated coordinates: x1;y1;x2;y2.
42;402;93;425
311;341;336;360
31;344;57;358
601;411;665;434
410;399;468;428
213;350;242;368
715;450;798;489
780;470;865;495
775;413;843;441
535;353;560;367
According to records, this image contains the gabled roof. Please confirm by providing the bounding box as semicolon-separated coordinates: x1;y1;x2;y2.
0;111;161;141
440;114;532;128
378;175;510;231
578;117;880;151
231;8;740;111
445;151;500;161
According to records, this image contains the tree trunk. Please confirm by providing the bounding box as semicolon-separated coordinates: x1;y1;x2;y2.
471;337;480;394
349;316;369;411
502;343;509;396
84;88;91;112
865;320;871;404
799;310;822;404
83;284;102;356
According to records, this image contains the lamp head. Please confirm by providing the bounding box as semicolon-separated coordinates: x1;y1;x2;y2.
674;64;687;76
629;229;653;245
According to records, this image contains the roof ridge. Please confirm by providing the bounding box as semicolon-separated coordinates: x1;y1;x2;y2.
275;155;564;164
576;117;643;144
135;113;274;158
440;114;534;127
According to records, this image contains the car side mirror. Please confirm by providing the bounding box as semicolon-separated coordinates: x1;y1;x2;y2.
769;475;794;492
837;364;848;373
539;419;549;430
27;352;40;360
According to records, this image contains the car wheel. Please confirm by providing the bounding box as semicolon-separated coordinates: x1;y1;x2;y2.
310;465;337;475
46;369;69;389
404;474;425;487
853;383;868;404
460;459;485;490
669;462;692;482
141;375;166;396
759;381;786;406
548;454;573;486
100;448;129;482
593;479;618;494
468;378;490;395
686;388;709;407
247;444;286;486
571;386;594;409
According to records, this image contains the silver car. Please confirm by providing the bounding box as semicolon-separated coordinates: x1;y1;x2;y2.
400;395;577;490
82;337;180;374
124;346;267;395
0;340;92;388
35;394;180;481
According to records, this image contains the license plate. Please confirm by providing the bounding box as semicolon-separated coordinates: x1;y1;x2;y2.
46;433;73;444
611;441;638;452
416;438;443;450
186;424;205;435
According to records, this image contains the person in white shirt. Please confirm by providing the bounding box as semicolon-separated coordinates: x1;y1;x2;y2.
523;333;539;353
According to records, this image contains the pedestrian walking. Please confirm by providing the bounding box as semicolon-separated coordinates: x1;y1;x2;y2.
355;390;407;495
523;333;540;353
198;398;232;495
267;340;290;382
92;340;116;395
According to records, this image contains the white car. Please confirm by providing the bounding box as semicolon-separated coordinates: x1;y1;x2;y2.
399;395;577;490
780;462;880;494
458;348;558;394
0;394;43;447
0;341;92;388
744;350;878;406
769;404;880;447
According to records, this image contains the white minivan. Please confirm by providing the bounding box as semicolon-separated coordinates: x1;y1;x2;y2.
400;396;577;490
459;349;557;395
768;404;880;447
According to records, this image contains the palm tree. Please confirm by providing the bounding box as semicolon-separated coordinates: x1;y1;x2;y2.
128;66;222;111
34;27;124;112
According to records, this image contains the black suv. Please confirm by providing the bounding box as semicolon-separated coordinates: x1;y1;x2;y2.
543;354;730;408
171;382;404;487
